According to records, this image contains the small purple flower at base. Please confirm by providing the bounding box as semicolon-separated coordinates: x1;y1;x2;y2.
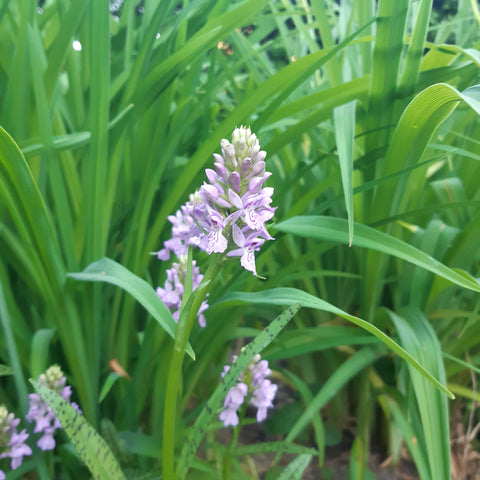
219;354;277;427
0;405;32;478
218;383;248;427
26;365;82;451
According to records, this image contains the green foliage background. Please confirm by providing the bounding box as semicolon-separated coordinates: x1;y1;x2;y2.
0;0;480;478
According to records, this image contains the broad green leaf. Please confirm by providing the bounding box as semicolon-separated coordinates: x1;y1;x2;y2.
67;257;195;360
374;83;480;222
274;216;480;293
218;287;453;398
31;380;126;480
177;304;301;479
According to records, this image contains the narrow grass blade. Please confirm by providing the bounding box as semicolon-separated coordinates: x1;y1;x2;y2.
398;0;433;96
286;348;377;443
176;304;301;480
381;394;430;480
274;215;480;293
233;442;317;457
387;308;451;479
98;373;121;404
0;266;29;412
31;380;126;480
218;287;453;398
30;328;56;380
0;125;65;289
67;257;195;359
85;1;110;263
334;100;356;245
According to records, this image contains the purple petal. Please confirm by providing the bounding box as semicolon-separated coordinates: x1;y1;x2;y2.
254;150;267;163
226;248;243;257
244;206;264;230
228;189;243;210
206;228;228;254
219;408;239;427
201;183;219;200
229;171;241;192
214;161;226;178
37;434;56;451
248;177;264;194
241;158;252;177
205;168;217;184
250;160;265;176
215;197;231;208
240;249;257;275
232;223;245;247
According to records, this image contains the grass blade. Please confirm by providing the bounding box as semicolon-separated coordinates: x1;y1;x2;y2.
274;215;480;293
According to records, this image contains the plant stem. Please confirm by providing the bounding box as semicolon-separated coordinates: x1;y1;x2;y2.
222;408;244;480
162;254;223;480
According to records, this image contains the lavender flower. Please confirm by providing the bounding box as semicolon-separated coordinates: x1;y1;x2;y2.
156;255;209;327
0;405;32;479
219;354;277;427
156;126;275;276
26;365;81;451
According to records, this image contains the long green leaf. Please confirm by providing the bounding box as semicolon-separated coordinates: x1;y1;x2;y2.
67;257;195;359
0;124;65;289
218;287;453;398
274;215;480;293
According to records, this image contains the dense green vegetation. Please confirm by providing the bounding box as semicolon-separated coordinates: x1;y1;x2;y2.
0;0;479;478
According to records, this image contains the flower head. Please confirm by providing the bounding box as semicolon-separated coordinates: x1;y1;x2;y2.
219;354;277;427
0;405;32;478
26;365;81;451
156;127;275;277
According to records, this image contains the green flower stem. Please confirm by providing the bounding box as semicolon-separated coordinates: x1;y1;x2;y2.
162;254;223;480
222;408;245;480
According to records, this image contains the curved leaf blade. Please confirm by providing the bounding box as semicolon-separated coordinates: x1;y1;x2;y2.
218;287;454;398
274;216;480;293
67;257;195;359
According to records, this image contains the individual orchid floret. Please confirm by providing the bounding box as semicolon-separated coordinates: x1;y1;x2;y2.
155;126;276;276
0;405;32;479
26;365;81;451
156;255;209;327
219;354;277;427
